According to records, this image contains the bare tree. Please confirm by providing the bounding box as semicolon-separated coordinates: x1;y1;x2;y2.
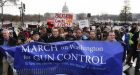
7;0;19;5
119;0;132;23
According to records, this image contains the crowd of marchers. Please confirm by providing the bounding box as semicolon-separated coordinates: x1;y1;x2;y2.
0;24;140;75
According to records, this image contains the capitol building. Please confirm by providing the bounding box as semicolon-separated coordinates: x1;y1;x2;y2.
62;2;69;13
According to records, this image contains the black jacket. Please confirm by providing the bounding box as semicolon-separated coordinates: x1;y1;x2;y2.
65;35;76;41
0;37;16;75
34;38;45;43
40;34;49;43
0;37;17;46
47;36;65;43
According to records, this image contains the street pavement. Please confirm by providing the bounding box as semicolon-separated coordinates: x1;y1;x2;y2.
123;59;139;75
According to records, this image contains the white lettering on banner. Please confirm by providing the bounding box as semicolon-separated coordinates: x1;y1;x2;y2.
80;55;85;62
38;45;44;51
44;45;51;51
33;54;55;61
22;45;29;52
57;54;63;61
21;45;58;52
69;44;103;53
21;44;106;64
100;56;106;64
22;44;103;53
30;54;106;64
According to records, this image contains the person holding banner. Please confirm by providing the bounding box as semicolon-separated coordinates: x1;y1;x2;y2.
65;29;76;41
39;27;50;43
106;31;116;42
0;29;16;75
47;28;65;43
87;30;96;40
75;28;88;40
59;28;67;38
31;31;45;42
106;31;127;68
96;28;102;40
17;37;26;45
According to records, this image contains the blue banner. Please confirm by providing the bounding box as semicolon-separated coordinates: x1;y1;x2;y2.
0;41;123;75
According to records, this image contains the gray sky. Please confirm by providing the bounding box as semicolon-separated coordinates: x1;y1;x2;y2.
1;0;140;15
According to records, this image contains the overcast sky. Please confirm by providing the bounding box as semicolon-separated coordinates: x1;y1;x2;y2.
1;0;140;15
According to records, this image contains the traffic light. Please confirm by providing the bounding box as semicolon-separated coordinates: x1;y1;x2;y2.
23;3;25;9
22;3;25;12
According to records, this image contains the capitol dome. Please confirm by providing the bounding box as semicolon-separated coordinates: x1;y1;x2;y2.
62;2;69;13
